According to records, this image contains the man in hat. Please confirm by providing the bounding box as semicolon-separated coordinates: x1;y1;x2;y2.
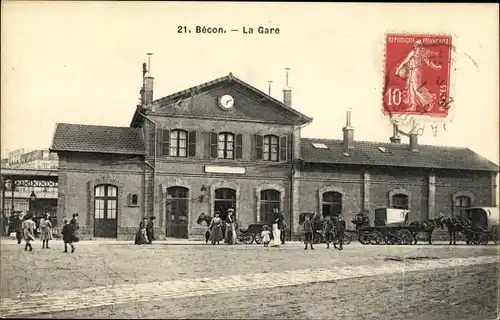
224;208;236;245
334;214;346;250
146;216;156;244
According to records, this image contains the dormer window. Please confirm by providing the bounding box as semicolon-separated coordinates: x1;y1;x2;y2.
377;146;389;153
312;143;328;149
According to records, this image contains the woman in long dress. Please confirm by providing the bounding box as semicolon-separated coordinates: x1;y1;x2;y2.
39;213;53;249
395;39;442;112
209;212;223;245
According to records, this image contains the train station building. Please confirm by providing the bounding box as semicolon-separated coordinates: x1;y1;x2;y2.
48;71;498;240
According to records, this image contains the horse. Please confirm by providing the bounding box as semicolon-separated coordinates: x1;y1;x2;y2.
435;214;472;245
407;218;440;244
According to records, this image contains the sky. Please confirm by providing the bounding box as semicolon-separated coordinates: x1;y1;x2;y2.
1;2;498;171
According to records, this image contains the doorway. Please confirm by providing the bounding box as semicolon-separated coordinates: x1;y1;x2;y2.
214;188;236;220
166;187;189;238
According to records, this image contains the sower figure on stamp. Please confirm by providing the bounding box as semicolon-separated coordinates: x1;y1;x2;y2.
395;39;442;112
323;215;335;249
303;214;314;250
334;214;346;250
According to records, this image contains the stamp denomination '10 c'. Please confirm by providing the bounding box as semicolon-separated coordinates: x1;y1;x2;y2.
383;34;453;118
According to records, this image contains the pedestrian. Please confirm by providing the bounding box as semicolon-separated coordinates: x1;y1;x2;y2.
271;207;284;247
335;214;346;250
209;212;223;245
261;225;271;247
323;215;335;249
61;217;77;253
224;209;236;245
146;216;156;244
135;217;148;244
22;213;36;252
303;214;314;250
13;212;23;244
39;213;53;249
70;213;79;230
1;213;8;236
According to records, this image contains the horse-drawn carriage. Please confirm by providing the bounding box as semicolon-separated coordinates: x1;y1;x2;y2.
460;207;499;245
352;208;415;245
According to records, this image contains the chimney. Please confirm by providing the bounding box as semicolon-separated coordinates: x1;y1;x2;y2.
342;109;354;150
140;53;154;105
268;80;273;96
390;123;401;144
409;133;418;152
283;68;292;107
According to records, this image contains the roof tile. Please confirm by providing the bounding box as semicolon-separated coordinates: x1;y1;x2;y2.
301;138;499;172
50;123;145;155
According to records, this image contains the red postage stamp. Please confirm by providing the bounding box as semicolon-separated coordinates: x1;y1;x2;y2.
383;34;453;118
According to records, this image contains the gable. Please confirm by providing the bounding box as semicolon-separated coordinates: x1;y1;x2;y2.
148;73;312;125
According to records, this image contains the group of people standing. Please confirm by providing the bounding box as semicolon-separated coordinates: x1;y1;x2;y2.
5;210;79;253
135;216;156;245
209;208;238;245
303;213;346;250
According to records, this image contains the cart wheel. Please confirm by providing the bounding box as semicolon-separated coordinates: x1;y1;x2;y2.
313;232;322;244
368;231;382;245
343;233;352;245
396;229;413;245
478;233;489;245
358;232;370;245
242;233;254;245
492;227;499;245
384;236;396;245
254;234;263;244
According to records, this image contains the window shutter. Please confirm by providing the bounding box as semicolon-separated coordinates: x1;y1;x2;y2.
188;131;197;157
156;129;164;156
161;129;170;156
255;134;263;160
210;132;218;158
279;135;288;162
235;134;243;159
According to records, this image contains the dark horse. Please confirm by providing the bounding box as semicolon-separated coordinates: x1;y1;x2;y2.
407;218;440;244
435;215;472;245
196;213;227;244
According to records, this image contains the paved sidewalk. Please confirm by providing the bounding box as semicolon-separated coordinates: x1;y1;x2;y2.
0;255;496;318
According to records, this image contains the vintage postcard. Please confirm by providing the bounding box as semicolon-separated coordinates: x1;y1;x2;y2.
1;2;498;319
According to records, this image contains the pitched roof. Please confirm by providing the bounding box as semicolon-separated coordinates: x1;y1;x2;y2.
301;138;499;172
131;72;312;127
50;123;146;156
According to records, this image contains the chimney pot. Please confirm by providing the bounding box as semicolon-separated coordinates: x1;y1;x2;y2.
143;76;154;105
283;68;292;107
342;109;354;150
390;123;401;144
409;133;418;152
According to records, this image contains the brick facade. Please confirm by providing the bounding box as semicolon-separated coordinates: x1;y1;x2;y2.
51;74;498;241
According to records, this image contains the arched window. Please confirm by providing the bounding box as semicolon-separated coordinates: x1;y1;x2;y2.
391;194;409;209
214;188;236;220
322;191;342;218
94;184;118;238
263;135;279;162
260;189;280;223
454;196;471;215
166;187;189;238
128;194;138;206
170;129;188;157
217;132;234;159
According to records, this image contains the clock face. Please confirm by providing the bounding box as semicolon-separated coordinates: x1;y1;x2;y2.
218;94;234;109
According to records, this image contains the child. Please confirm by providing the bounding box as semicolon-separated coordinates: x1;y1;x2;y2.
39;213;53;249
22;214;36;252
261;225;271;247
303;214;314;250
61;218;76;253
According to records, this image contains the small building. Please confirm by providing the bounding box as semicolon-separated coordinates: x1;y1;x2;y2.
49;71;498;240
